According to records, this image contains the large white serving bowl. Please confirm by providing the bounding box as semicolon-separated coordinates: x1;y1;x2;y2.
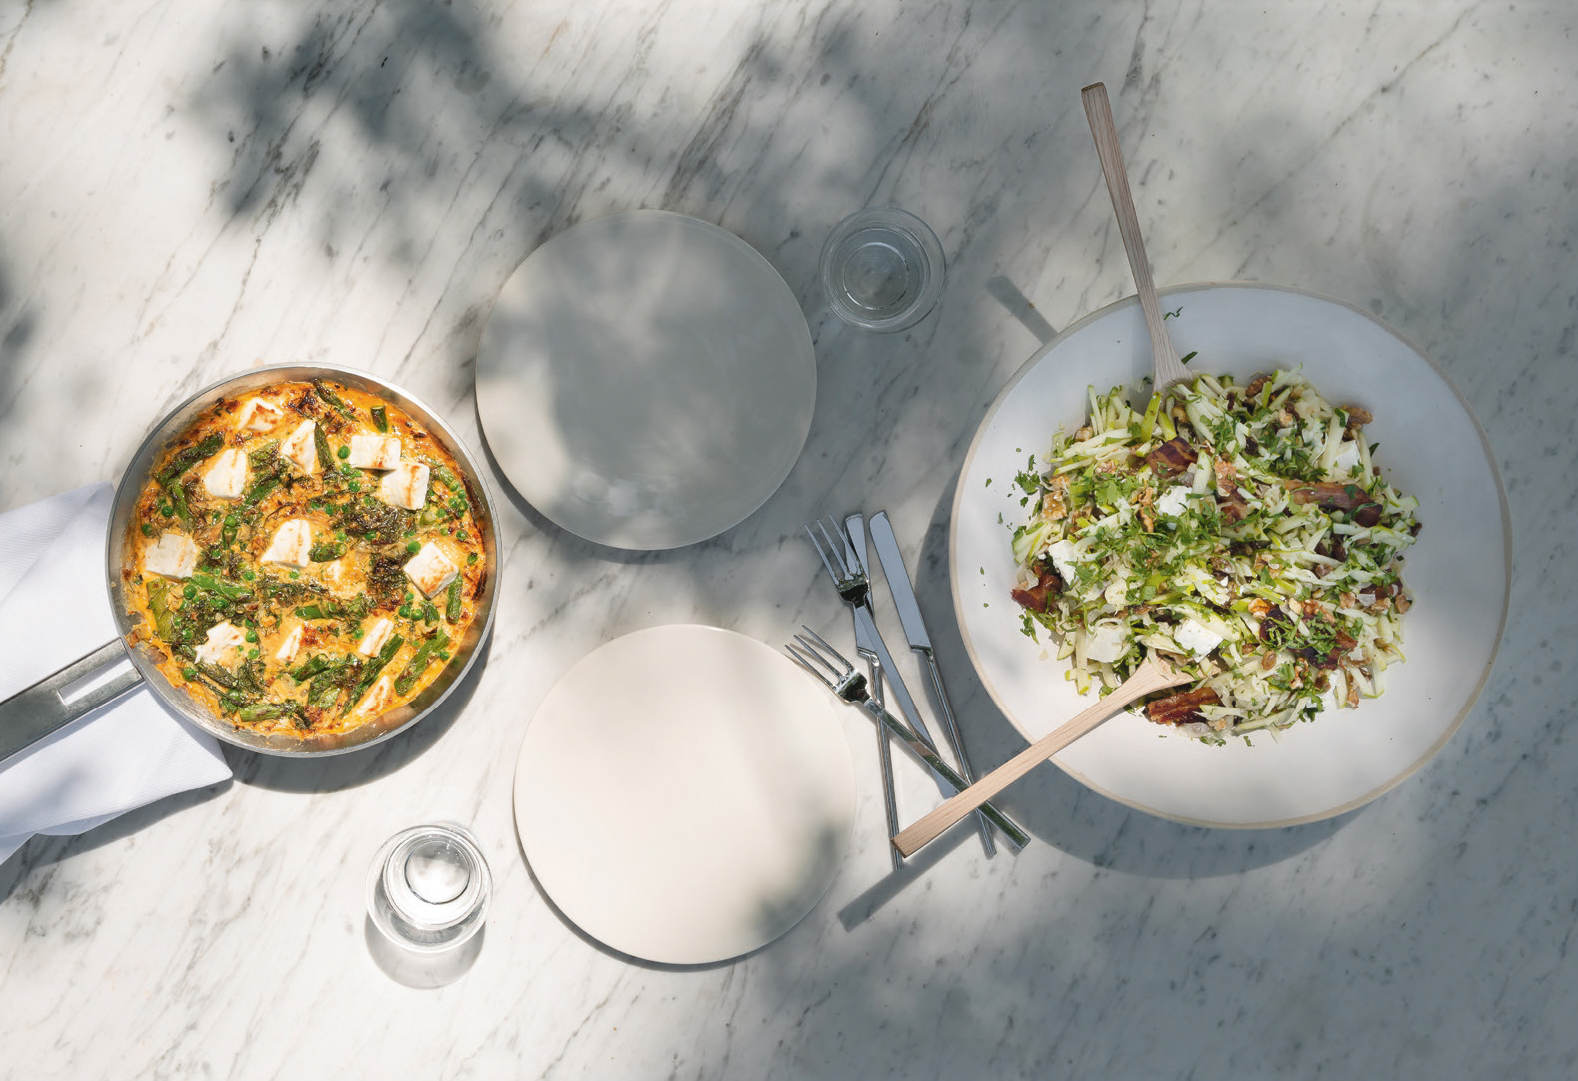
951;283;1510;828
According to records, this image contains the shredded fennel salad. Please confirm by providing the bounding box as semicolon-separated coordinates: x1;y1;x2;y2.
1008;367;1421;743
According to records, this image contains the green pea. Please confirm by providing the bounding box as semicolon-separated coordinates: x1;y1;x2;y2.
365;531;377;541
405;540;420;554
242;570;256;581
224;513;239;527
398;605;414;619
159;504;173;517
403;592;414;603
183;584;197;599
337;445;350;460
348;480;361;492
339;463;355;476
245;629;259;644
181;666;197;680
289;571;300;580
466;553;478;564
140;523;156;537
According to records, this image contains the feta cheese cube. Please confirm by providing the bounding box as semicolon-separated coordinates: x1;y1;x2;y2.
280;420;318;475
202;448;249;499
353;674;394;717
1155;485;1192;517
348;434;401;470
403;542;458;598
357;617;395;657
321;558;349;591
1174;618;1224;657
274;622;304;664
1330;440;1363;478
144;532;198;579
1047;538;1084;583
1084;621;1129;663
379;460;430;511
235;397;285;433
194;621;248;668
261;519;313;567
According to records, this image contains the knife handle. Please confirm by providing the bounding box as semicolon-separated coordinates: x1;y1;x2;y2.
921;651;997;856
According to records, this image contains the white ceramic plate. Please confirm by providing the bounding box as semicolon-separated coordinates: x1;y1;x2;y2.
475;211;816;550
952;283;1509;827
513;625;855;965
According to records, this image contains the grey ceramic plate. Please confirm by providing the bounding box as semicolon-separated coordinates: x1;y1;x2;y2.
475;211;815;550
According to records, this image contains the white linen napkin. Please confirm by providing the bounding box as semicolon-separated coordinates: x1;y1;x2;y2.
0;484;232;865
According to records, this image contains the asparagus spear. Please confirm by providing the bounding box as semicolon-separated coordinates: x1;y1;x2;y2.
157;433;223;485
349;635;403;706
312;381;357;419
313;424;335;472
394;632;450;696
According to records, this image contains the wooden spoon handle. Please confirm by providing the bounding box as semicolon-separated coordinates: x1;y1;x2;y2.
1081;82;1191;389
890;658;1189;857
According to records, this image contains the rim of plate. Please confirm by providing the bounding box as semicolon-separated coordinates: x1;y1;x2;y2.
949;280;1512;829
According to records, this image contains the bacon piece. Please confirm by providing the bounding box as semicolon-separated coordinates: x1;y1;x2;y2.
1285;480;1382;525
1218;490;1251;522
1144;685;1221;726
1146;437;1198;477
1298;630;1357;669
1010;560;1062;613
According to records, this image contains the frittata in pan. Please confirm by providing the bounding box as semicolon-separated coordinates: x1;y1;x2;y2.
122;379;486;736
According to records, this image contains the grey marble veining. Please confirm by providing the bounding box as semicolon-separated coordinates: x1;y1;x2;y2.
2;1;1576;1078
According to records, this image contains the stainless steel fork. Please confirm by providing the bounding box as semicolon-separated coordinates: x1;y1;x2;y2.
786;627;1029;852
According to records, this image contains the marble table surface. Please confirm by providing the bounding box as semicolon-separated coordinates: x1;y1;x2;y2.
2;1;1575;1077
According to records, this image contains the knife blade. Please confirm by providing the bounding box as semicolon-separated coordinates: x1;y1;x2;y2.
868;510;997;856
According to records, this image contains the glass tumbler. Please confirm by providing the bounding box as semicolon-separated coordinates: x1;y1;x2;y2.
365;822;491;987
819;207;945;332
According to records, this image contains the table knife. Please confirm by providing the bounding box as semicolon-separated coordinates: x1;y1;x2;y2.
867;510;997;856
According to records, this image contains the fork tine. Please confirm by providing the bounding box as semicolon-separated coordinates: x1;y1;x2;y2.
803;523;844;584
815;518;849;579
790;634;844;682
784;643;834;687
796;625;853;672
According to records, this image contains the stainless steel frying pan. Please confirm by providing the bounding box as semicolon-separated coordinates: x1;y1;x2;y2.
0;365;499;760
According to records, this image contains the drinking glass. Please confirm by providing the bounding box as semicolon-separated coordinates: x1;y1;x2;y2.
365;822;491;987
819;208;945;332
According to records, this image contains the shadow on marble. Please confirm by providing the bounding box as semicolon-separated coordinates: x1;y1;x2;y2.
909;469;1359;879
363;915;485;989
0;778;232;905
834;819;977;928
986;276;1058;346
222;629;492;793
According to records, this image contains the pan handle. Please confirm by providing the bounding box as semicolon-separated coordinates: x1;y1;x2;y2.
0;640;147;766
